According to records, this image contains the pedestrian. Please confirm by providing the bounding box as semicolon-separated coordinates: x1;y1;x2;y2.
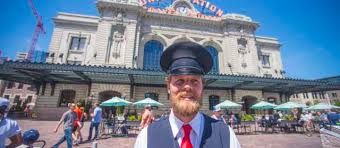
229;113;238;128
79;107;87;140
0;97;23;147
211;106;226;123
140;105;155;129
24;106;30;118
52;103;77;148
72;103;84;145
87;102;102;141
134;41;240;148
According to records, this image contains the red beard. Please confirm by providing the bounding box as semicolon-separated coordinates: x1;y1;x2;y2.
171;91;202;117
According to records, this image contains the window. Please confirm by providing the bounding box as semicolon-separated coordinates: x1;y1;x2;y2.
206;46;219;73
18;83;24;89
264;74;272;78
27;85;36;91
295;94;299;98
7;82;15;89
14;95;20;104
58;90;76;107
69;37;86;51
67;61;82;65
209;95;220;110
303;93;309;99
144;93;159;102
332;93;338;98
26;96;32;103
144;92;159;109
312;92;316;99
3;95;10;99
261;55;270;67
320;92;325;99
143;40;163;70
314;92;318;99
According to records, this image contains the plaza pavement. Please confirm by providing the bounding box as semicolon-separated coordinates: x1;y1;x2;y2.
16;119;322;148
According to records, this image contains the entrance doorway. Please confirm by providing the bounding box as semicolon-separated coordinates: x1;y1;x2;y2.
242;96;257;114
98;91;121;103
98;91;122;119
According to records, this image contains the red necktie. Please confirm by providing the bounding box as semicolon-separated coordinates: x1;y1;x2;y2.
181;124;193;148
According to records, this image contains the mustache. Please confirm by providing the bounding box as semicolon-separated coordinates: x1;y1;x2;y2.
176;92;194;98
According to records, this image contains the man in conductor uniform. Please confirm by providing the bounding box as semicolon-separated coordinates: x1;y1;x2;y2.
134;41;240;148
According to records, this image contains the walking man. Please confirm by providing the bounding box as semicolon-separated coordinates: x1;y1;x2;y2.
87;102;102;141
211;106;226;123
52;103;77;148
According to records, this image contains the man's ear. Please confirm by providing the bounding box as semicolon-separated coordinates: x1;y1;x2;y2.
165;76;170;94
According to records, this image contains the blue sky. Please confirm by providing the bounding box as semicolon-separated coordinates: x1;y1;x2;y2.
0;0;339;79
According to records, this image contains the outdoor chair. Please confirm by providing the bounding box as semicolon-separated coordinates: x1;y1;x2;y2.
126;121;140;134
239;121;253;134
259;119;270;133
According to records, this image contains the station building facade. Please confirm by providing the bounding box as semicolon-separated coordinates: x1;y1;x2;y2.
1;0;338;119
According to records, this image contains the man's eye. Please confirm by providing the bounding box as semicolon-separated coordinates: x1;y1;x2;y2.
191;79;199;84
175;80;184;85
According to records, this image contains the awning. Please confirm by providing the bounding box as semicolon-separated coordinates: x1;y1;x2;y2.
0;61;339;93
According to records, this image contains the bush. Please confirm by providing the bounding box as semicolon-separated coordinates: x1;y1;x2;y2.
282;115;295;121
334;101;340;107
128;115;137;121
138;115;142;121
241;114;254;121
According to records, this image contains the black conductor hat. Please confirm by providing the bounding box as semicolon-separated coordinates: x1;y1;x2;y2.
160;41;213;75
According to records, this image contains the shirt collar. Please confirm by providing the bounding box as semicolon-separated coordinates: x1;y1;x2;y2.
169;109;202;138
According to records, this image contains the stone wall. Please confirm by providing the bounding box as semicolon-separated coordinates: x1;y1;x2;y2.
35;83;88;120
234;89;263;102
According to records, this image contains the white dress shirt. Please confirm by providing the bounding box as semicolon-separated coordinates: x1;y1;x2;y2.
134;110;241;148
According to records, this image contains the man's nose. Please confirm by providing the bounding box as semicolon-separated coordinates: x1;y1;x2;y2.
183;82;193;91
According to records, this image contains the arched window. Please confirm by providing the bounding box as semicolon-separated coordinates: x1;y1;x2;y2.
145;92;159;109
58;90;76;107
206;46;219;73
143;40;164;70
209;95;220;110
145;92;159;102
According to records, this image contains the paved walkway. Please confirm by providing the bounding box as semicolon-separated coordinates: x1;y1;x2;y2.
17;120;322;148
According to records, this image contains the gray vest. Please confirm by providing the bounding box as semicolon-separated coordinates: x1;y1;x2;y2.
147;114;230;148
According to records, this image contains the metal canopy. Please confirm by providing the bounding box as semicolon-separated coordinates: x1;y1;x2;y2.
0;61;339;93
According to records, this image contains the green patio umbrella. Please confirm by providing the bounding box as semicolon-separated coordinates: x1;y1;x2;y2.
215;100;242;109
274;101;307;110
250;101;277;110
306;103;340;111
100;97;132;107
133;97;163;107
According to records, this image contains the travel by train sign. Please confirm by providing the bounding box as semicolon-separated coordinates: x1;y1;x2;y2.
140;0;225;20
